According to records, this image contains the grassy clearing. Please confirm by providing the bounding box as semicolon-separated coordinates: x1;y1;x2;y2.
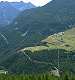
42;28;75;51
20;28;75;53
21;46;49;53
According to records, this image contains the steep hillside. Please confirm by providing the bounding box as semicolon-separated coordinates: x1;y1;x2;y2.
0;0;75;73
11;0;75;32
0;1;19;27
2;0;75;49
1;28;75;73
0;1;35;27
15;27;75;73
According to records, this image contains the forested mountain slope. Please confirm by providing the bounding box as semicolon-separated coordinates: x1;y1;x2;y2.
0;0;75;73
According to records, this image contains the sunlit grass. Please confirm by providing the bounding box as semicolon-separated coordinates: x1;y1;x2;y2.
20;28;75;53
21;46;49;53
